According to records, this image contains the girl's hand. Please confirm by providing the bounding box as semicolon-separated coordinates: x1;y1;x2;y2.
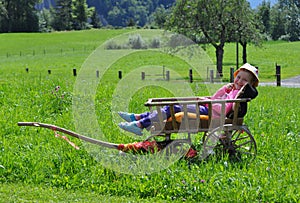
225;83;234;93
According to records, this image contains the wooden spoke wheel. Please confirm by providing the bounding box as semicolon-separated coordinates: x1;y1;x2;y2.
157;138;191;158
203;125;257;161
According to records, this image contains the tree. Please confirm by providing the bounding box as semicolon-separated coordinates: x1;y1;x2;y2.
133;5;148;27
51;0;72;31
0;1;7;31
72;0;88;30
284;1;300;41
153;5;169;28
37;8;52;32
107;6;126;27
270;4;286;40
0;0;39;32
270;0;300;41
228;0;262;64
257;0;271;34
90;7;101;28
87;0;176;27
167;0;255;77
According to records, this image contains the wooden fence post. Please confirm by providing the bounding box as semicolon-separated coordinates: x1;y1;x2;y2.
276;64;281;87
73;68;77;76
141;72;145;80
210;70;214;83
166;70;170;81
189;69;193;83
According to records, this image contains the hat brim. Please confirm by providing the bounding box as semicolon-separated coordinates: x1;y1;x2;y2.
234;68;259;87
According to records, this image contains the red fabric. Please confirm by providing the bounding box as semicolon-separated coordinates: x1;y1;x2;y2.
117;140;160;153
54;130;80;150
185;148;198;158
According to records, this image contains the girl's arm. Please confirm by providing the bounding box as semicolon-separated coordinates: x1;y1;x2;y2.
211;85;226;99
211;83;233;99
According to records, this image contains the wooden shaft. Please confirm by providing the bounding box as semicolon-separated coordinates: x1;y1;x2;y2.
17;122;119;149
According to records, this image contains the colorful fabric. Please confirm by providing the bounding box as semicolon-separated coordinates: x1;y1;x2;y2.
139;105;208;128
166;112;209;123
117;140;198;158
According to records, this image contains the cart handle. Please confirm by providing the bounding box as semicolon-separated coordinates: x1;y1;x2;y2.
145;97;251;107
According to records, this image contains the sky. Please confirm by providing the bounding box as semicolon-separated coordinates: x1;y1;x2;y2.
248;0;278;8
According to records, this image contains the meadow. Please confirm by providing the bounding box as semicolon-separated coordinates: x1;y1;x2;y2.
0;29;300;202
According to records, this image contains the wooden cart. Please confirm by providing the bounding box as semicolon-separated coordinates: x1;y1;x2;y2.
142;83;258;161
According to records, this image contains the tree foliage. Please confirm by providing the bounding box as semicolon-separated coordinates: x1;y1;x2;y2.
260;0;300;41
227;0;262;64
167;0;258;76
72;0;88;30
283;0;300;41
0;1;7;26
90;7;101;29
257;0;271;34
0;0;39;32
51;0;72;31
87;0;175;27
152;5;170;29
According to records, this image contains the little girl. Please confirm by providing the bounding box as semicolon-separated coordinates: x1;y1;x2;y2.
118;63;259;135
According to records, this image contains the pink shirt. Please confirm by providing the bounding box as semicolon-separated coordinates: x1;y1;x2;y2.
210;85;239;117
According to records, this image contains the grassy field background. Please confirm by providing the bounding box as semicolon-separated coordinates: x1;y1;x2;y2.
206;40;300;80
0;29;299;202
1;29;299;81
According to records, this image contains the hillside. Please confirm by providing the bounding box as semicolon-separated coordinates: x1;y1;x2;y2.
38;0;280;27
38;0;175;27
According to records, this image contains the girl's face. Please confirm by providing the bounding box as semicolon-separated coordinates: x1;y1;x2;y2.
234;70;254;90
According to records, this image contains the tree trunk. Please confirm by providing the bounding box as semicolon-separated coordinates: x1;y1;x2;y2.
241;41;247;64
215;45;224;78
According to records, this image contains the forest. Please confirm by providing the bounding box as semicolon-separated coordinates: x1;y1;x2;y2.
0;0;299;42
32;0;175;27
87;0;175;26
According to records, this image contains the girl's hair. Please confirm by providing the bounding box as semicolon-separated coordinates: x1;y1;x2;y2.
234;63;259;87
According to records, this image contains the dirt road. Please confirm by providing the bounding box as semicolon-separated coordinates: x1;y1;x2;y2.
260;75;300;88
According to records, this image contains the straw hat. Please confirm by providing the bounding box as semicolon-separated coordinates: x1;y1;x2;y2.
234;63;259;87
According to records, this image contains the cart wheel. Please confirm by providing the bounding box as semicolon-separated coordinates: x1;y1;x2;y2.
203;125;256;162
159;139;191;158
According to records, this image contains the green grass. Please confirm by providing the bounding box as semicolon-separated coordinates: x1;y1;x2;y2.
1;29;299;82
0;29;128;79
0;183;169;203
0;29;126;55
0;29;300;202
